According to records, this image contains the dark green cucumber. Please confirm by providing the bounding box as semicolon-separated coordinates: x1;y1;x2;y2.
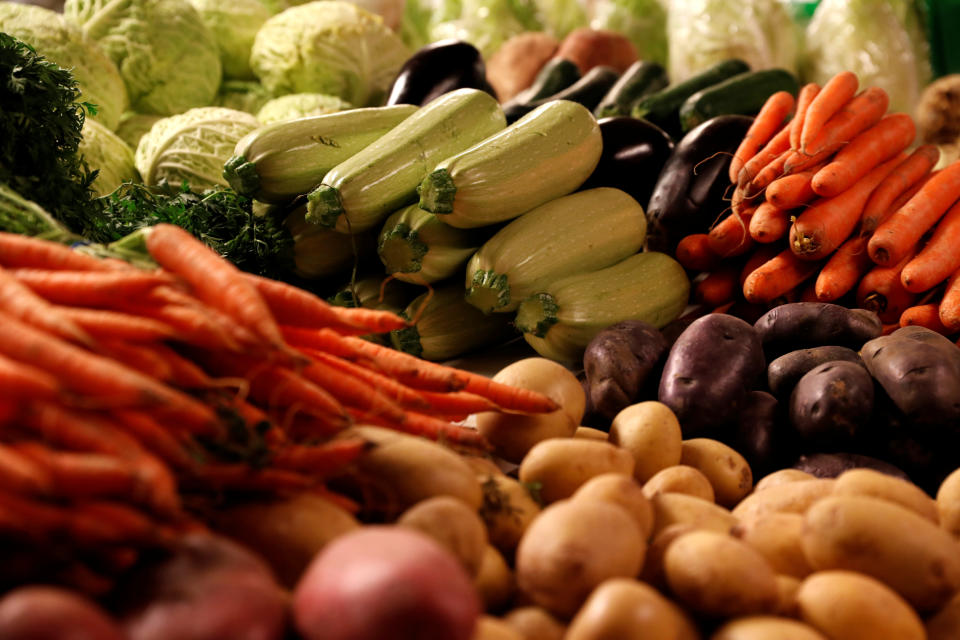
631;58;750;137
594;61;669;118
679;68;800;132
508;57;581;106
505;66;620;123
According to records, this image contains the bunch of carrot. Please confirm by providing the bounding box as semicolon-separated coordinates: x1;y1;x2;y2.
0;224;556;592
676;71;960;337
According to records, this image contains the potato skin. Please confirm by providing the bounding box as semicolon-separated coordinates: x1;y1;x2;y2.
608;401;683;482
518;438;635;504
731;478;835;521
766;345;862;399
802;495;960;611
565;578;699;640
753;469;816;493
583;320;668;420
659;314;765;435
573;473;655;540
937;467;960;536
711;616;828;640
731;512;812;579
753;302;882;357
650;492;737;537
642;465;715;503
927;591;960;640
680;438;753;508
502;607;566;640
861;326;960;426
832;468;938;523
477;473;541;556
787;361;874;449
398;496;489;577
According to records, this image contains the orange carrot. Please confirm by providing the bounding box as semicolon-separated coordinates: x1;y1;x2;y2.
693;264;740;307
0;352;60;400
245;273;408;335
748;201;791;243
379;409;489;449
0;444;53;496
739;245;782;289
814;235;873;301
54;306;177;343
765;163;824;210
305;349;431;412
868;160;960;266
182;464;313;494
939;268;960;331
856;250;919;323
94;340;173;383
111;410;194;469
746;149;791;196
708;209;755;257
790;83;821;150
144;224;284;350
901;198;960;293
784;87;890;174
301;357;411;425
729;90;796;183
0;232;113;271
269;439;368;476
675;233;720;272
859;146;940;236
9;268;178;308
125;302;240;352
742;248;823;304
738;126;792;188
0;266;93;345
790;153;906;261
799;71;859;154
900;303;950;335
811;113;916;198
143;343;212;390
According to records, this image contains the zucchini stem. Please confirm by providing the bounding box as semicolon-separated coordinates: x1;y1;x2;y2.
418;168;457;214
390;324;423;357
514;292;560;338
222;155;259;196
465;269;511;314
305;185;345;228
378;222;428;274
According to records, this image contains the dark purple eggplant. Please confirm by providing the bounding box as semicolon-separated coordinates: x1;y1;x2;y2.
385;40;495;106
578;117;674;207
645;114;753;253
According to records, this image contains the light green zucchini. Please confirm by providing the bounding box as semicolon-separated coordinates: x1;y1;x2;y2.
390;284;516;361
417;100;603;228
305;88;506;234
464;187;647;314
515;251;690;363
223;105;417;204
377;203;489;284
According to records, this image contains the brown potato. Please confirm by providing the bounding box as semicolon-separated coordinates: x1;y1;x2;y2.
650;492;737;538
638;523;697;590
575;426;609;441
472;615;525;640
643;465;716;502
732;479;834;521
573;473;654;540
565;578;700;640
209;492;359;588
555;28;638;74
518;438;634;504
936;467;960;536
398;496;489;577
731;512;812;579
474;546;514;613
475;358;583;464
515;499;646;618
664;530;779;618
485;32;559;102
796;571;925;640
927;591;960;640
773;575;801;618
833;467;938;523
753;469;816;492
609;401;683;482
802;495;960;611
711;616;827;640
680;438;753;507
476;473;541;556
502;607;566;640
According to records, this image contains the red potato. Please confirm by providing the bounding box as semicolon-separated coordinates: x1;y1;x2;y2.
554;28;638;74
486;32;560;102
293;526;481;640
0;586;125;640
118;532;289;640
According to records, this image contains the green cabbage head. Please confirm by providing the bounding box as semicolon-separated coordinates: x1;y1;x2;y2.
79;118;140;196
64;0;223;116
0;3;128;130
135;106;261;191
256;93;353;123
188;0;271;80
115;112;164;150
250;1;410;106
591;0;667;66
213;81;276;115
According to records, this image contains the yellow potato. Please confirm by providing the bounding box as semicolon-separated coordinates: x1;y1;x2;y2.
515;499;646;618
575;426;608;441
680;438;753;508
398;495;489;576
475;358;583;463
474;545;514;613
573;473;654;540
833;468;938;523
608;401;683;482
927;591;960;640
753;469;816;493
208;492;358;588
802;495;960;612
936;467;960;536
773;575;801;618
711;616;827;640
464;455;507;477
731;512;811;579
476;472;541;556
796;571;925;640
638;523;697;590
472;615;525;640
565;578;700;640
650;492;737;538
732;479;834;521
518;438;635;504
340;426;482;516
642;465;715;503
664;530;779;618
502;607;566;640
